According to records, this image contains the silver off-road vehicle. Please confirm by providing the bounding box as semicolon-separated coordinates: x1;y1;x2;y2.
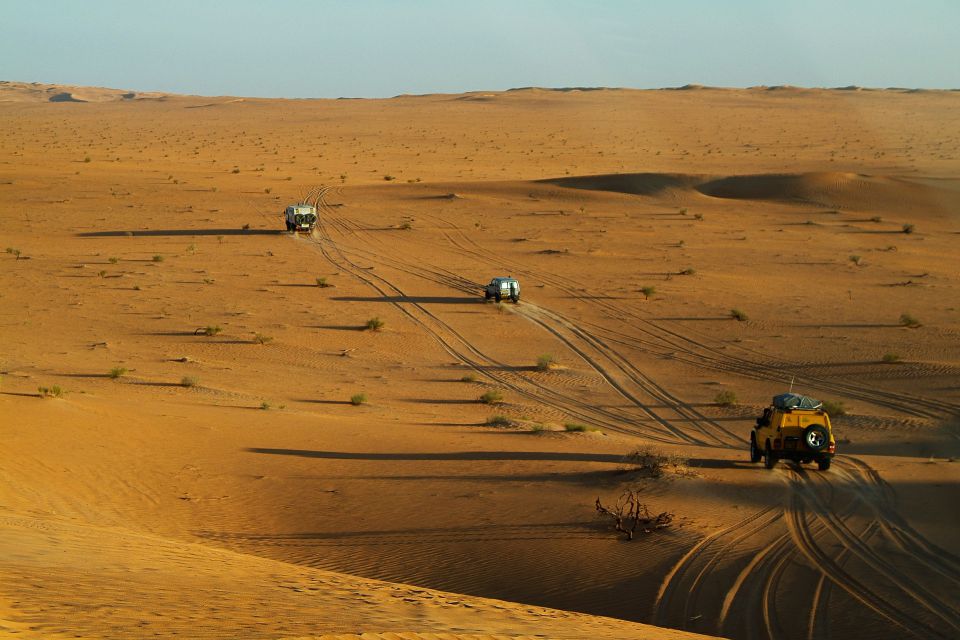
484;277;520;303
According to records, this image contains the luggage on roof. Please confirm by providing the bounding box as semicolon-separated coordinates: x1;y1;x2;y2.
772;393;822;410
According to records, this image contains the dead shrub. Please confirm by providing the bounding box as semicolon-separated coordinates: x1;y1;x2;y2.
595;489;673;540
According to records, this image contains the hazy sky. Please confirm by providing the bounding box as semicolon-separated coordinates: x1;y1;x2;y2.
2;1;956;97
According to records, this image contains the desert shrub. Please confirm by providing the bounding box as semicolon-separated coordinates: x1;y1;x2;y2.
694;213;704;221
849;255;862;265
399;221;412;230
870;216;882;223
595;489;673;540
902;223;915;234
108;257;119;264
108;367;128;380
530;423;547;433
315;277;331;288
98;270;107;278
365;317;384;331
196;325;222;336
260;402;271;410
730;309;748;321
679;208;688;215
714;390;737;406
350;393;367;406
536;354;556;371
38;385;64;398
383;175;396;181
486;415;513;427
252;333;273;345
479;390;503;405
83;156;91;163
264;188;272;194
640;286;656;300
821;400;847;416
231;168;240;174
564;423;599;433
241;223;251;230
180;376;199;388
460;373;478;383
152;254;164;262
899;313;921;328
882;353;901;363
624;446;690;477
679;268;696;276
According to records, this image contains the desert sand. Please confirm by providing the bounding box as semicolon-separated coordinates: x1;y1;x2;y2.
1;80;959;639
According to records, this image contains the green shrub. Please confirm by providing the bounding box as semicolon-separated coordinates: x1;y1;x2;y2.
38;385;64;398
679;268;696;276
821;400;846;416
460;373;478;383
108;257;119;264
365;317;384;331
899;313;921;328
260;402;271;410
730;309;748;322
902;223;915;234
536;354;556;371
180;376;199;388
252;333;273;345
350;393;367;406
152;254;164;262
882;353;901;363
849;255;862;265
624;446;689;477
479;390;503;405
486;415;513;427
714;390;737;406
108;367;128;380
640;286;656;300
196;325;222;336
315;277;331;288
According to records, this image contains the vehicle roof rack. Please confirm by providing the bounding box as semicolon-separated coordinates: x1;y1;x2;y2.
772;393;822;410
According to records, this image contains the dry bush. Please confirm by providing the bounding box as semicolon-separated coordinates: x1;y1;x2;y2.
595;489;673;540
624;446;690;477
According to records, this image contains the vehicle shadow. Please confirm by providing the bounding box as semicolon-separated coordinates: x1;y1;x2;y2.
331;296;481;304
244;448;626;464
77;229;284;237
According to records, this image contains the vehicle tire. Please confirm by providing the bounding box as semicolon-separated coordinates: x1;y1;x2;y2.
764;442;777;469
817;457;831;471
750;433;762;463
485;292;492;300
495;293;501;302
803;424;829;451
511;295;519;304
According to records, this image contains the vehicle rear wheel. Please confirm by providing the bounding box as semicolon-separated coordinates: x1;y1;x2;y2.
803;424;829;451
749;433;762;463
495;293;501;302
510;295;519;303
764;442;777;469
817;458;831;471
485;292;492;300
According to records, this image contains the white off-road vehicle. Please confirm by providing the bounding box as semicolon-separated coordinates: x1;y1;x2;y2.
484;277;520;303
284;204;318;232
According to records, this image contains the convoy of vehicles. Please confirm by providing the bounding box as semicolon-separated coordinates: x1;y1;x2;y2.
750;393;836;470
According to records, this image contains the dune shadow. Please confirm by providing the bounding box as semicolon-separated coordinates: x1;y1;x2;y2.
312;325;368;331
0;391;43;398
244;448;625;464
404;398;484;405
295;399;358;405
57;373;111;379
77;229;284;237
331;296;481;304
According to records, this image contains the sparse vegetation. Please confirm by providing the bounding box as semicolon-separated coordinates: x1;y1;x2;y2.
98;270;107;278
486;415;513;427
565;423;600;433
383;174;396;181
195;325;222;336
849;255;863;266
678;268;696;276
180;376;199;388
881;353;901;363
6;247;22;260
479;390;503;405
460;373;478;383
899;312;921;328
152;254;164;262
693;213;704;221
730;309;748;321
536;354;556;371
902;223;915;234
595;489;674;540
364;317;385;331
624;446;691;478
252;333;273;345
38;385;64;398
870;216;883;223
714;390;737;406
640;286;656;300
108;367;128;380
350;393;367;406
315;277;331;288
821;400;847;416
108;256;119;264
399;221;412;230
260;401;271;410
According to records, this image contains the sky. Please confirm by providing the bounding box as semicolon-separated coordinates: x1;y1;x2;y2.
1;0;957;98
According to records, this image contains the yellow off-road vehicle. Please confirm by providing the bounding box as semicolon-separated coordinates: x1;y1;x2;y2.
750;393;836;470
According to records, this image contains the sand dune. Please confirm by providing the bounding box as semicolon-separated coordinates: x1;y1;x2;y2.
1;82;958;639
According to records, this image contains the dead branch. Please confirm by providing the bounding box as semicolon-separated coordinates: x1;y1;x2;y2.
596;489;673;540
